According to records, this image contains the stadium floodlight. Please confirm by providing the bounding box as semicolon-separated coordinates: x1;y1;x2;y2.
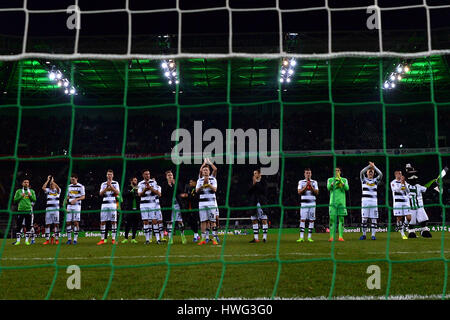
70;87;76;95
48;71;56;81
175;80;179;84
64;88;69;94
162;59;179;86
280;57;297;85
63;80;69;87
56;71;62;80
384;61;411;90
57;80;62;87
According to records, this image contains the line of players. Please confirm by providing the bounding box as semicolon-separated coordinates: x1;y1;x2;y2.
295;161;433;242
12;158;223;246
12;159;434;246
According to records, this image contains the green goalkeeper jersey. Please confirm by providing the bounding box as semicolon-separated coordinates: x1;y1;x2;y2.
14;188;36;212
327;176;349;216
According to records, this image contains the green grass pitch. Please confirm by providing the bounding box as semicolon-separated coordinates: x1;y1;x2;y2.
0;231;449;300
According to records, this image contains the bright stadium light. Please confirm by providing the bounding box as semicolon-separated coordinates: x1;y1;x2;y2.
175;80;179;84
280;57;297;85
161;59;179;86
49;72;56;81
57;80;62;87
56;71;62;80
63;80;69;87
64;88;69;94
384;61;410;91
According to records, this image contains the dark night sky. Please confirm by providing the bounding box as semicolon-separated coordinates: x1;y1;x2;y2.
0;0;450;53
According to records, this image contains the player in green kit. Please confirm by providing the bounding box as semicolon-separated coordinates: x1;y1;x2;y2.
327;167;349;242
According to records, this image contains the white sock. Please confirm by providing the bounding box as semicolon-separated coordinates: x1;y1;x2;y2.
111;223;117;240
371;219;377;237
194;232;199;239
404;219;410;233
73;226;79;242
253;223;259;240
100;224;106;240
167;223;173;239
67;226;72;240
45;227;50;240
144;224;150;241
397;220;405;236
262;224;268;240
308;222;314;239
362;217;368;236
300;221;305;239
154;224;160;241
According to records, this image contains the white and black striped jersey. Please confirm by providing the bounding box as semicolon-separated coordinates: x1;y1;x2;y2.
45;188;60;211
138;179;161;209
361;177;381;205
360;165;383;205
100;180;120;210
390;179;409;207
408;183;427;210
196;176;218;207
67;183;85;209
297;179;318;207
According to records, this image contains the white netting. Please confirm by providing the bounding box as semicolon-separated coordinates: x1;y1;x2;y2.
0;0;450;60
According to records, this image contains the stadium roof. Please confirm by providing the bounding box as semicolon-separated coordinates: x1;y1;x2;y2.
1;55;450;107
